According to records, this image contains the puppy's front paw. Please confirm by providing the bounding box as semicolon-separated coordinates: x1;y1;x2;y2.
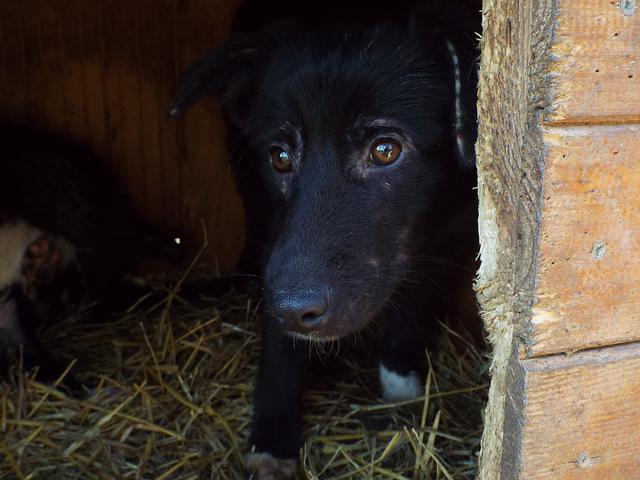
379;362;422;401
245;451;298;480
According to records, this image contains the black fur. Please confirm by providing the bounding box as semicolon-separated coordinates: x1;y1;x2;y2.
172;0;480;471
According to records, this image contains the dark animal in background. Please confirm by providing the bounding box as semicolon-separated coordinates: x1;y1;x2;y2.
171;0;480;477
0;128;180;392
0;218;78;386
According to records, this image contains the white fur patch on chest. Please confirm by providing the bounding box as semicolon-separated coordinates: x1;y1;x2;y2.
379;362;423;402
0;220;43;290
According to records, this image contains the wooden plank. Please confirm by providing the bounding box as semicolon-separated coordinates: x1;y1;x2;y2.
0;3;22;118
478;0;640;477
547;0;640;124
77;0;108;155
173;0;244;273
153;1;183;234
135;0;163;234
101;0;145;214
20;1;67;131
475;0;555;477
519;343;640;479
35;0;73;133
529;125;640;356
55;0;87;141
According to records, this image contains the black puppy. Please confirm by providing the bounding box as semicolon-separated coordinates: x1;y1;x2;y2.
171;1;480;477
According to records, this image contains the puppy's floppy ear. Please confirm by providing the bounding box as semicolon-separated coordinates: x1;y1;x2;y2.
440;33;478;170
168;34;262;125
418;3;480;170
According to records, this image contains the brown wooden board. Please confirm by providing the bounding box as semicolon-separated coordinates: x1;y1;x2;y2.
529;125;640;357
547;0;640;124
477;0;640;477
519;342;640;479
475;0;555;476
0;0;244;274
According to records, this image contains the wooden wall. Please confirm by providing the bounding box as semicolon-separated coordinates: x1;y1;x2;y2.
477;0;640;478
0;0;244;274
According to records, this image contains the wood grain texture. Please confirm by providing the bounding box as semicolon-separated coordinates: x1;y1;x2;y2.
477;0;640;477
529;125;640;356
0;0;244;273
520;342;640;479
547;0;640;124
475;0;554;477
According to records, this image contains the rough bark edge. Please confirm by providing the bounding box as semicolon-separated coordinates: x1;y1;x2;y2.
475;0;555;478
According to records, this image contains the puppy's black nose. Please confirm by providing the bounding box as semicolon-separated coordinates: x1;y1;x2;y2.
272;287;330;333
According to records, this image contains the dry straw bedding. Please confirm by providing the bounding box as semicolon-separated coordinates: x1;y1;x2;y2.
0;286;488;479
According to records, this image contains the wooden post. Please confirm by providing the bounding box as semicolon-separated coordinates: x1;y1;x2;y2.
477;0;640;478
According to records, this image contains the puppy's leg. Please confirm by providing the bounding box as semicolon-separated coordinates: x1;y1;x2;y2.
379;302;437;402
247;319;306;479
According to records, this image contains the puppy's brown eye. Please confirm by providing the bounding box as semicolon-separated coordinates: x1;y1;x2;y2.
369;140;401;166
271;147;293;173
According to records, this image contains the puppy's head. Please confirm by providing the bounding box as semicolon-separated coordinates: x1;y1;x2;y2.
171;19;477;340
